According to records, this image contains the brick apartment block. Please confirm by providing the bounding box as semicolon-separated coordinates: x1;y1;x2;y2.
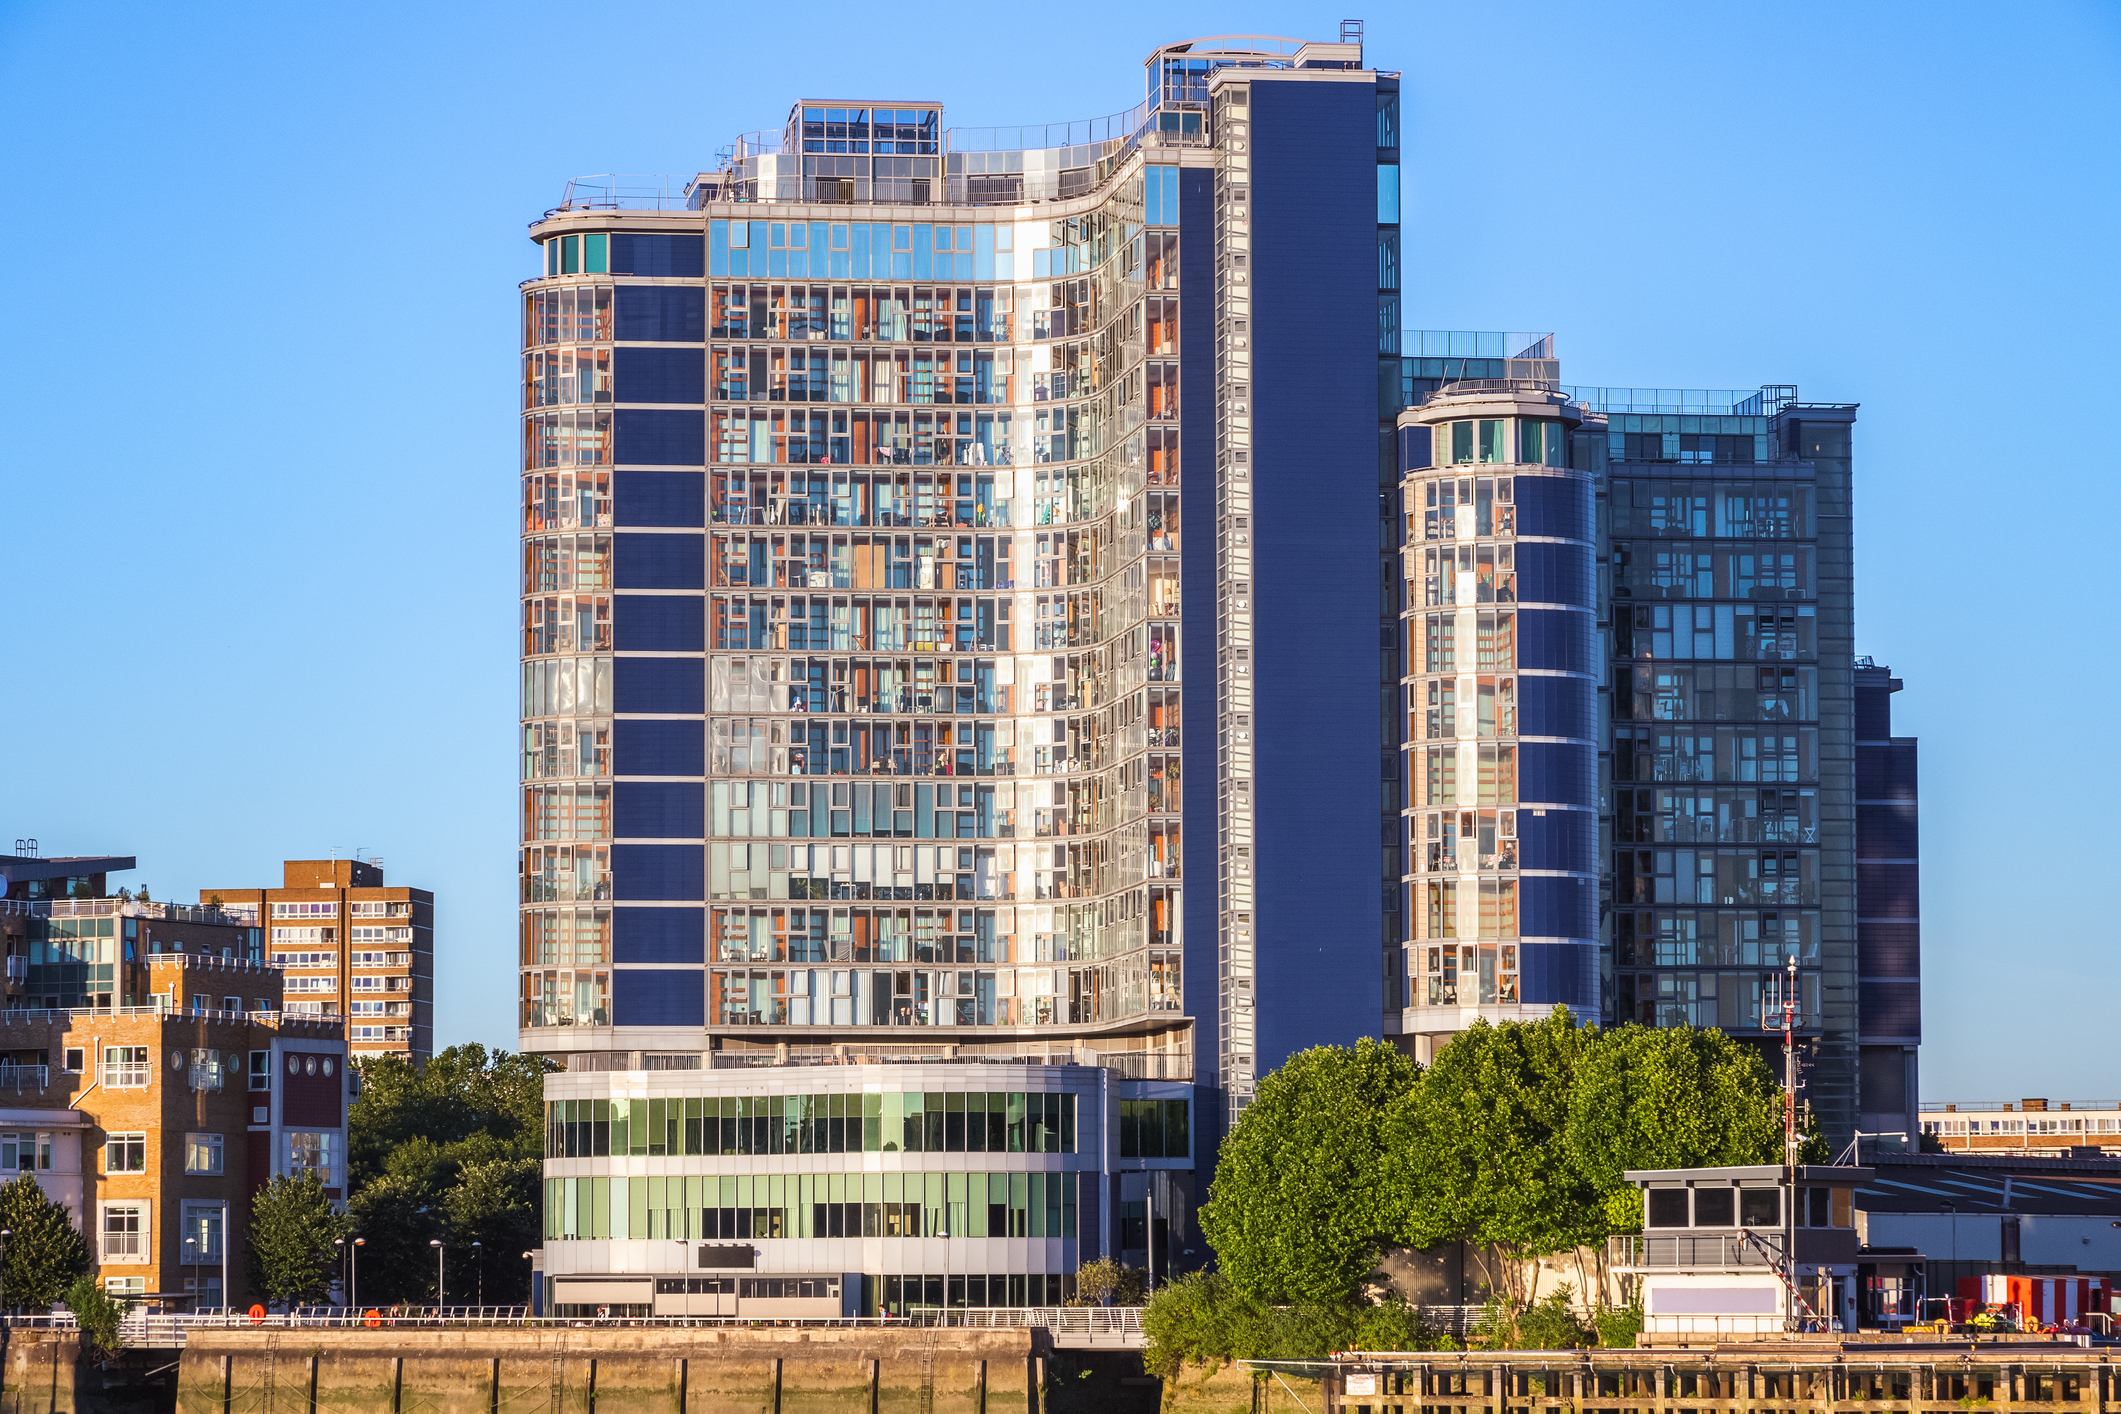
201;859;434;1063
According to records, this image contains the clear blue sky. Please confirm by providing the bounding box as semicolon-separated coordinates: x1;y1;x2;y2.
3;1;2115;1098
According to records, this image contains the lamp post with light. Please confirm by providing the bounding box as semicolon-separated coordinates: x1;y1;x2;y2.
471;1242;483;1310
429;1239;445;1315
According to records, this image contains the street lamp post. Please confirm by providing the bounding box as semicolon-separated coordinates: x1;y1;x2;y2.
472;1242;483;1310
522;1252;536;1317
334;1238;345;1308
351;1238;364;1311
1;1227;12;1316
429;1239;445;1314
185;1238;198;1314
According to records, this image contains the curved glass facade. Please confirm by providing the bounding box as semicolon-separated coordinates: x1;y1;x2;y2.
521;135;1195;1068
1394;388;1600;1045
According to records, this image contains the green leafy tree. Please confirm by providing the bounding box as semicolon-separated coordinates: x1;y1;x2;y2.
345;1174;442;1305
1567;1023;1797;1234
350;1046;556;1194
1197;1038;1420;1302
441;1157;542;1305
1392;1012;1599;1300
244;1172;340;1305
64;1276;124;1360
0;1174;89;1310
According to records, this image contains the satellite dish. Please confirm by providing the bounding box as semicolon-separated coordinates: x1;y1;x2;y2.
0;873;10;896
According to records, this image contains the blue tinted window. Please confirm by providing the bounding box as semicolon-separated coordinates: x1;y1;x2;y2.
610;845;704;902
614;782;704;839
613;470;702;527
613;409;703;466
609;233;704;278
611;967;704;1023
612;594;702;653
613;907;705;963
614;287;703;342
614;656;703;714
613;720;704;776
614;532;703;589
1377;165;1400;224
613;347;704;405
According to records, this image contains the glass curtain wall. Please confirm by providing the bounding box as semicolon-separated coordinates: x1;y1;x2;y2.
521;166;1191;1047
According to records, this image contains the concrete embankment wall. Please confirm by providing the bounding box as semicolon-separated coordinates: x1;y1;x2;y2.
176;1328;1043;1414
2;1332;84;1414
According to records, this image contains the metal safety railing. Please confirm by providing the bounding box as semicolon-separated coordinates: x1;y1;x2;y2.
2;1304;1145;1347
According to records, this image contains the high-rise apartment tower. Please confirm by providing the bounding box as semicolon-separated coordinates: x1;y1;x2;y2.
519;31;1401;1307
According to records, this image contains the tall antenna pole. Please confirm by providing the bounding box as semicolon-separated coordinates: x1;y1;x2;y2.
1783;952;1800;1329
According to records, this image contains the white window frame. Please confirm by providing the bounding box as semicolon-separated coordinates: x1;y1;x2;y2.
104;1132;147;1173
100;1201;150;1263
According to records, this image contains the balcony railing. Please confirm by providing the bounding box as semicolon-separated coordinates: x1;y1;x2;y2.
1610;1230;1785;1269
0;1064;47;1091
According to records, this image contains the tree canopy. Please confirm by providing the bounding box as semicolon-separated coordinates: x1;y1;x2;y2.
1196;1038;1419;1302
341;1044;556;1306
0;1174;89;1311
1199;1014;1811;1305
245;1172;340;1305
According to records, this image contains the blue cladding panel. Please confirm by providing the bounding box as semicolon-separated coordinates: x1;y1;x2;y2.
614;719;704;776
1516;542;1594;608
1513;474;1592;539
1517;809;1598;874
1248;77;1383;1070
614;655;703;714
614;286;704;342
1517;673;1595;741
613;907;705;963
613;346;704;404
1399;425;1432;470
1517;941;1597;1005
1178;164;1221;1110
611;845;703;901
1520;741;1595;808
610;234;704;278
614;781;704;839
1518;608;1597;675
613;594;701;652
612;968;705;1025
614;409;704;465
615;532;703;589
1178;165;1229;1176
614;470;702;527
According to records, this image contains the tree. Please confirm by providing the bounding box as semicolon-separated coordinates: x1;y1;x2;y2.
350;1045;557;1192
245;1172;340;1305
1563;1023;1807;1302
344;1175;442;1305
1392;1012;1602;1302
64;1276;123;1360
0;1174;89;1310
1197;1038;1420;1302
1567;1023;1795;1232
442;1158;542;1305
1072;1257;1145;1308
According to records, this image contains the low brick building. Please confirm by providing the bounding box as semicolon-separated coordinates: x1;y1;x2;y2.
0;954;346;1310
